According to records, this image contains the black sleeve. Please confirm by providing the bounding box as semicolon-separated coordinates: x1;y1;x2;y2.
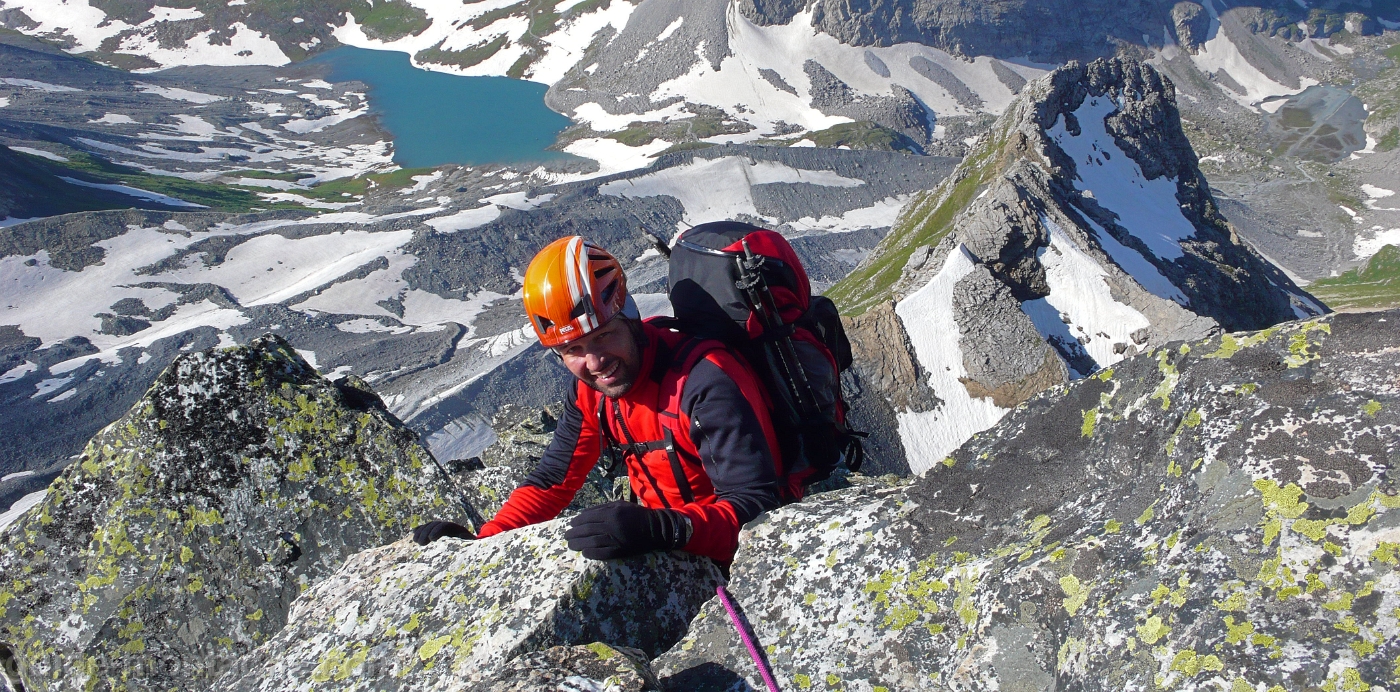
524;392;588;490
681;359;781;525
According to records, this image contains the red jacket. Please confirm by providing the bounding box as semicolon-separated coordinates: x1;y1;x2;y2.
477;320;785;562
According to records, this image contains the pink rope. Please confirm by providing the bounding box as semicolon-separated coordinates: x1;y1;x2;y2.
717;585;781;692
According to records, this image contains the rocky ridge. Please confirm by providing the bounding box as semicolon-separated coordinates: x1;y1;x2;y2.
657;309;1399;691
0;335;456;691
829;57;1323;475
1;307;1396;691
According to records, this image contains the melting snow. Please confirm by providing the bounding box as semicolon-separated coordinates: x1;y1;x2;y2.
425;206;502;233
1354;227;1400;262
0;471;36;483
1048;96;1197;261
1078;211;1188;305
135;83;225;104
598;156;862;229
0;78;81;93
1190;0;1314;109
9;147;68;162
90;113;138;125
1020;217;1151;373
894;245;1010;475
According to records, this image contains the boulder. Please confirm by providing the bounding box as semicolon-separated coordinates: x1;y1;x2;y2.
656;311;1399;690
473;643;661;691
0;335;455;691
213;521;723;690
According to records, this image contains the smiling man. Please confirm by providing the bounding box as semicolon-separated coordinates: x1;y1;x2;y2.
412;236;782;564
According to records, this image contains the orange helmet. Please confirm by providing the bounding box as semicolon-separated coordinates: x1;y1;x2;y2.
523;236;628;348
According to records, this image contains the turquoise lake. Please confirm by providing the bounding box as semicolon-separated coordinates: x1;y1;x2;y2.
307;46;574;168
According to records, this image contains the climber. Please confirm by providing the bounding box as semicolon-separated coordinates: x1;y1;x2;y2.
411;236;782;564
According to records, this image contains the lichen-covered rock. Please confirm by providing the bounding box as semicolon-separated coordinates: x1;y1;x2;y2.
214;520;723;691
473;642;661;691
656;311;1399;690
0;335;453;692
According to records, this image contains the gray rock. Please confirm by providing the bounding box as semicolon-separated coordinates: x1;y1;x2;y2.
212;522;724;690
1171;2;1210;53
804;61;932;146
0;334;454;692
908;55;983;111
657;310;1400;690
473;643;661;691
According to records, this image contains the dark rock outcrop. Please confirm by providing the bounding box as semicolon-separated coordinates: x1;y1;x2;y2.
657;310;1400;690
0;335;454;692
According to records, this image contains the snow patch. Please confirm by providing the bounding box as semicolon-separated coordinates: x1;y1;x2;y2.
1078;211;1188;305
90;113;138;125
0;471;36;483
0;78;81;93
135;83;225;104
425;206;502;233
1354;227;1400;262
1048;95;1197;260
894;245;1010;475
0;361;37;384
1021;217;1152;374
1190;0;1314;109
58;177;208;208
598;156;862;229
9;147;68;162
0;490;47;532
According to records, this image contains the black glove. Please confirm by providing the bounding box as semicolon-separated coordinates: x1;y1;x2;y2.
564;501;690;560
412;521;474;545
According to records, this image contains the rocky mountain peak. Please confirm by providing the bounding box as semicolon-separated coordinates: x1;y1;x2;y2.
829;57;1323;475
0;334;454;691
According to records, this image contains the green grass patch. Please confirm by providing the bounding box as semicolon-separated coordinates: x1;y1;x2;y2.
825;136;1001;315
653;141;717;157
1385;43;1400;62
415;35;508;69
292;166;437;202
471;1;527;30
1378;127;1400;153
353;0;432;41
25;151;303;213
1309;244;1400;311
606;127;657;147
805;122;921;153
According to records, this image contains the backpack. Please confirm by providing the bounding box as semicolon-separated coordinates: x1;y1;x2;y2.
658;221;864;501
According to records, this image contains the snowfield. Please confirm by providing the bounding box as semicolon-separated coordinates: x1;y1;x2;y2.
1020;218;1151;374
894;245;1010;475
1048;96;1198;261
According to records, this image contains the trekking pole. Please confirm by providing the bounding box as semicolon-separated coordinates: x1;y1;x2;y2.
736;240;823;420
716;586;781;692
429;455;485;534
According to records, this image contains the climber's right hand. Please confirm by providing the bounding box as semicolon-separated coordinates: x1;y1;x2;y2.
412;520;475;545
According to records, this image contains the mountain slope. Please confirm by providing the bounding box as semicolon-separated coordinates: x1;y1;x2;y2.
829;57;1324;475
